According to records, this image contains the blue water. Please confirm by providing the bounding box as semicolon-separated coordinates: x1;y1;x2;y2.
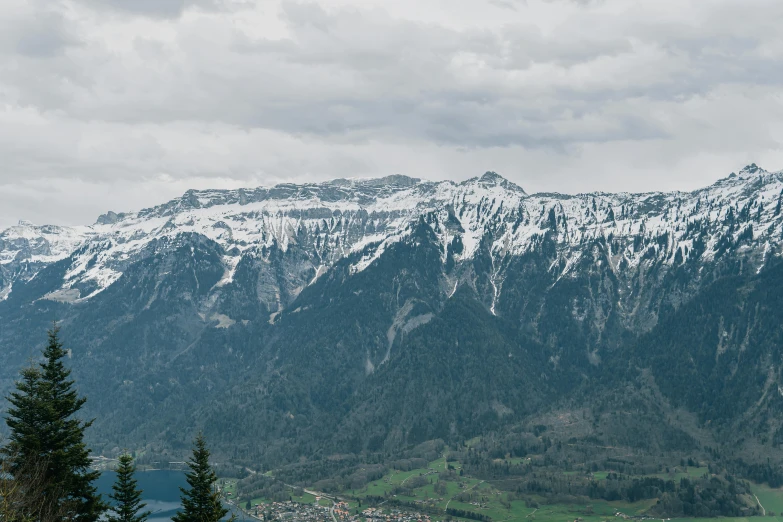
97;470;235;521
97;469;187;521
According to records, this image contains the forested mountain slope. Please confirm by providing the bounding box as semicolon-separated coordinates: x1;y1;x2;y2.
1;164;783;472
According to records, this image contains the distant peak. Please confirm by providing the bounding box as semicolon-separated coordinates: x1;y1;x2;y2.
95;211;127;225
740;163;764;175
480;171;504;183
722;163;774;183
466;171;526;194
375;174;420;186
17;219;35;227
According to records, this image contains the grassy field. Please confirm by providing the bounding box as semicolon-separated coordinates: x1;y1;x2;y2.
647;466;710;482
340;454;675;522
752;484;783;515
351;456;451;498
430;456;448;472
219;478;239;498
465;437;483;448
687;467;709;478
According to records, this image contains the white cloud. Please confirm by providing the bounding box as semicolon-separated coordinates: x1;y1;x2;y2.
1;0;782;227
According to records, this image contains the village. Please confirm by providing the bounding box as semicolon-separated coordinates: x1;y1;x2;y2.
235;498;433;522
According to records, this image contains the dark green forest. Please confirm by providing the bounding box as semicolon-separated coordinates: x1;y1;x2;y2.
0;328;226;522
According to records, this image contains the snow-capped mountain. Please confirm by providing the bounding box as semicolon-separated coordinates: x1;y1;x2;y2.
2;165;781;310
3;164;783;464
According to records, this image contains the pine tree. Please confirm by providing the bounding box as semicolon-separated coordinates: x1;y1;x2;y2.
4;365;45;476
3;325;107;521
108;453;150;522
173;433;232;522
2;370;54;521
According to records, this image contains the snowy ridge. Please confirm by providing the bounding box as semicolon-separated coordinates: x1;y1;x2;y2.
421;165;783;295
1;165;782;303
0;221;93;266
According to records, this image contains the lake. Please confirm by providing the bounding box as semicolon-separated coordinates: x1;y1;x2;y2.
96;470;237;521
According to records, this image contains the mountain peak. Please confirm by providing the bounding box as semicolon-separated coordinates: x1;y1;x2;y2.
480;171;504;183
739;163;764;175
95;211;127;225
467;171;527;194
721;163;776;183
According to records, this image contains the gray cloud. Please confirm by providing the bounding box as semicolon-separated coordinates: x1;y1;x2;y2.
14;13;79;57
75;0;223;18
488;0;521;10
0;3;81;58
0;0;782;227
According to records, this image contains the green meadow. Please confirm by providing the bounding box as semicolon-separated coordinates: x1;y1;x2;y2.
326;455;783;522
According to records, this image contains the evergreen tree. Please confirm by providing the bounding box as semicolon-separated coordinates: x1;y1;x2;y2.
3;326;107;521
173;433;232;522
108;453;150;522
4;365;45;475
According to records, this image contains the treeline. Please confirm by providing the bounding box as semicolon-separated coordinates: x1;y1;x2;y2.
457;429;685;481
516;472;755;510
729;458;783;488
589;476;676;502
649;477;760;518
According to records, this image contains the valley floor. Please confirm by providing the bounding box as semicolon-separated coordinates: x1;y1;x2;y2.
223;454;783;522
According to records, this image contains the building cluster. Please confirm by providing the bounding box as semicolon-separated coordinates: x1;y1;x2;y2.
246;500;432;522
250;500;333;521
360;507;431;522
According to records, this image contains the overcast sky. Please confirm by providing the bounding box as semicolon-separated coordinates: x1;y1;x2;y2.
2;0;783;227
